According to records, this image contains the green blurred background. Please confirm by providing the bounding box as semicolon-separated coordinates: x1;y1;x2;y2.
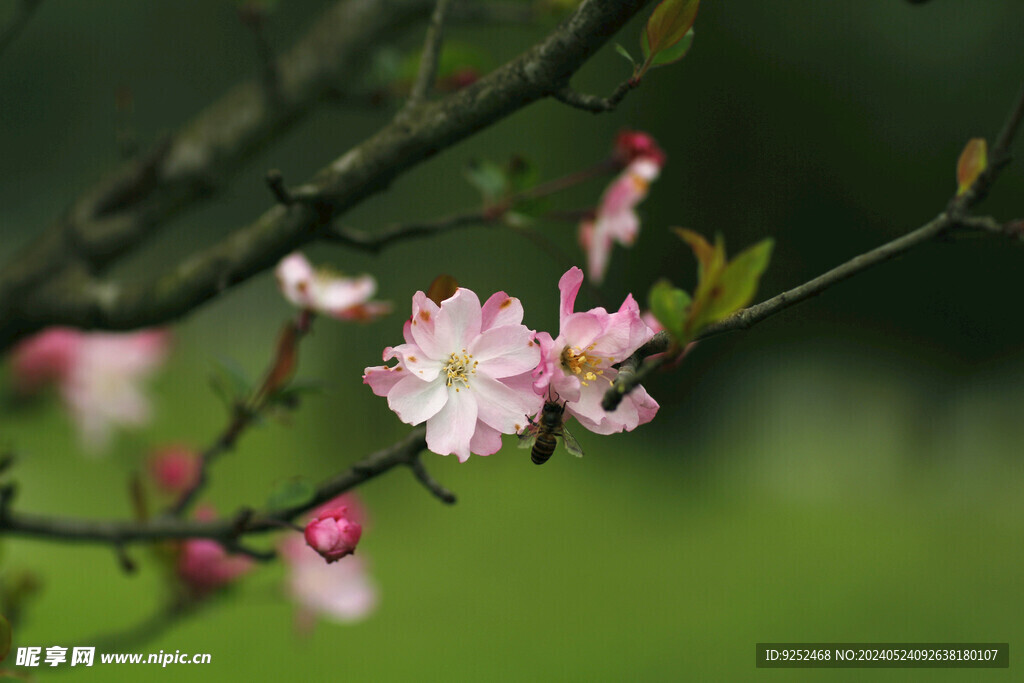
2;0;1024;680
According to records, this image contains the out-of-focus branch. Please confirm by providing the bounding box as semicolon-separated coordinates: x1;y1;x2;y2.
603;83;1024;411
1;0;653;346
0;0;443;338
406;0;454;107
0;428;431;547
0;0;42;59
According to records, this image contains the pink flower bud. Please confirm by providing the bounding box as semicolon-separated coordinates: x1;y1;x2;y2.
613;130;666;168
177;539;253;597
148;446;200;495
304;508;362;563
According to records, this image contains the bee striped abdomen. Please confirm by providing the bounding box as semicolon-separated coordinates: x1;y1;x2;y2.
531;433;557;465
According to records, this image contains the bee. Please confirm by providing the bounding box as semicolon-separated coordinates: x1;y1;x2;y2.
518;400;584;465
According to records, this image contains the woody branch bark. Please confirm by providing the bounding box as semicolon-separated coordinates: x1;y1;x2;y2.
0;0;505;347
0;0;653;351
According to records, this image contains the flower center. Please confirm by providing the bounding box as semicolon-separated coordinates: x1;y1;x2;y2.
443;349;478;392
560;344;613;386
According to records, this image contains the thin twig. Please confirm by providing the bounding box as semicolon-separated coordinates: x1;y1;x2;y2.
407;0;454;108
0;0;43;59
552;80;638;113
604;212;1022;410
407;455;457;504
326;211;492;252
0;428;430;547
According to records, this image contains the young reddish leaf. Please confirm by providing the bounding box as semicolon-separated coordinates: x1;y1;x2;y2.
648;279;691;342
956;138;987;196
641;28;695;69
645;0;700;63
256;321;298;402
426;274;459;306
700;238;774;324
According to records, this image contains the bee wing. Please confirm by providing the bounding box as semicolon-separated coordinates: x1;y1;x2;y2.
560;426;585;458
517;423;540;449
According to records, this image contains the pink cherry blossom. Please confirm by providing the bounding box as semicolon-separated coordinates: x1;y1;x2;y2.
148;445;200;495
364;288;543;462
9;327;81;395
61;329;170;453
280;534;378;629
304;507;362;563
579;157;662;284
275;252;391;321
533;267;659;434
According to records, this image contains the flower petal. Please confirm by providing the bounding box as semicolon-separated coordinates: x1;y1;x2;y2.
469;420;504;456
275;253;314;308
434;288;482;352
387;375;448;425
480;292;524;330
425;387;478;462
473;374;543;434
558;267;584;328
317;274;376;314
363;365;405;397
469;325;539;379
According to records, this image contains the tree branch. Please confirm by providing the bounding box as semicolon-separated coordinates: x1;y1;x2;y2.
0;0;444;338
552;79;638;113
0;428;430;547
0;0;653;348
406;0;454;108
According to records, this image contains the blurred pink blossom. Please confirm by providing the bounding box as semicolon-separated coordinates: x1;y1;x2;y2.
177;539;254;598
613;130;666;167
280;535;378;630
148;445;200;496
275;252;390;321
177;506;254;597
579;157;662;284
62;330;170;453
364;288;542;461
9;327;81;394
532;267;659;434
10;327;170;452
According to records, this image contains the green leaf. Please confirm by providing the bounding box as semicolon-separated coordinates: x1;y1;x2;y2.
642;28;694;69
645;0;700;61
648;279;691;342
702;238;774;322
266;478;316;511
463;159;508;201
614;43;636;66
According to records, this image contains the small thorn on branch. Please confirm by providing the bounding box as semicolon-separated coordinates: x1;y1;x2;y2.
407;455;456;505
266;169;295;206
114;542;137;574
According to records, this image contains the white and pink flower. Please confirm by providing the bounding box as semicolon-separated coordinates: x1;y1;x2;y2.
11;327;170;453
275;252;390;321
280;535;378;629
579;157;662;284
533;267;659;434
364;288;542;461
62;330;170;453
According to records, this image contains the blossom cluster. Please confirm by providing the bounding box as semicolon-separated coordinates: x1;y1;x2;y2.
364;266;659;461
10;328;170;452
